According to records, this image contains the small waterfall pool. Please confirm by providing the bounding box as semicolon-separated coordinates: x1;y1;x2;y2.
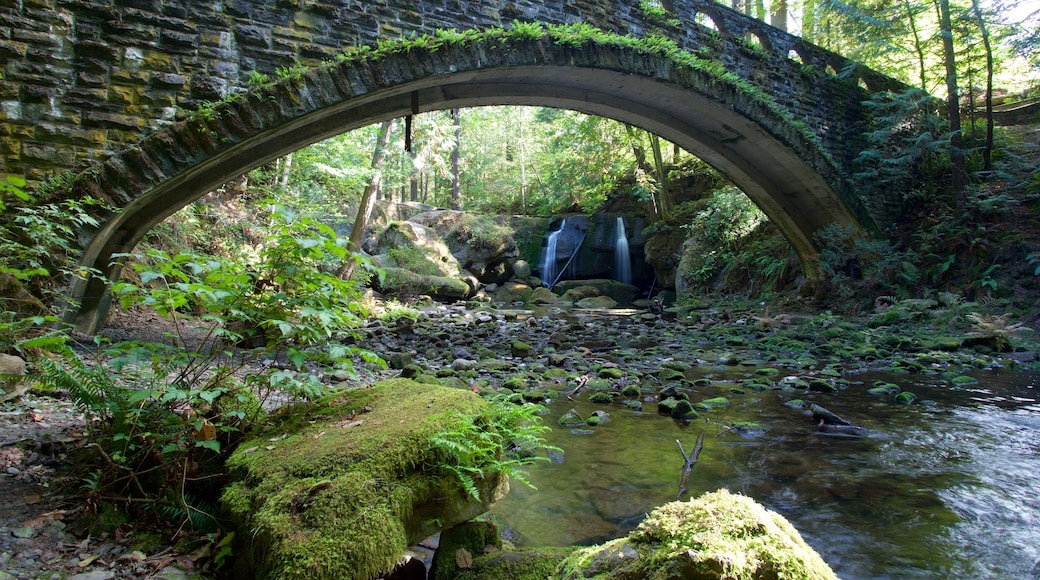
490;367;1040;579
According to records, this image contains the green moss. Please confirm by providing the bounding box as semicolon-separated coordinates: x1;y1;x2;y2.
561;490;838;579
430;521;502;580
222;379;498;579
598;367;625;379
458;546;574;579
588;392;614;404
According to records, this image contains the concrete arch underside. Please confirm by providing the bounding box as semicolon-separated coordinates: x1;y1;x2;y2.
65;37;870;333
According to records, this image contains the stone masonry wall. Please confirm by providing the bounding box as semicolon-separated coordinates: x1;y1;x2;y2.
0;0;903;186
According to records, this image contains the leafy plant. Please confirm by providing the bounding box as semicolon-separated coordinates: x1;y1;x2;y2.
27;207;379;529
965;312;1032;351
429;395;556;501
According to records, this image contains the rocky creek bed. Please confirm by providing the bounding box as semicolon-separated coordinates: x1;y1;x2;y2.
2;292;1039;578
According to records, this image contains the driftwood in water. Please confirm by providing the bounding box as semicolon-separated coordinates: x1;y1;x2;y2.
566;375;590;401
675;431;705;500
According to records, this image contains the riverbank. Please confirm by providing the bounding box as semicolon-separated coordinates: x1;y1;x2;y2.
1;295;1038;578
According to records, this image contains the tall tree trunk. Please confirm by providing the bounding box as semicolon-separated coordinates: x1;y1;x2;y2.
451;108;462;210
277;152;293;193
771;0;788;30
409;151;419;202
337;119;395;281
519;111;528;214
904;0;928;91
936;0;967;205
649;133;672;220
753;0;765;19
971;0;994;172
802;0;816;42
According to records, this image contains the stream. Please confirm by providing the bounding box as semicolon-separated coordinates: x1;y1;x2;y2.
489;365;1040;579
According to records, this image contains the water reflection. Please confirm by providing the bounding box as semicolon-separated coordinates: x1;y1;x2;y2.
490;369;1040;579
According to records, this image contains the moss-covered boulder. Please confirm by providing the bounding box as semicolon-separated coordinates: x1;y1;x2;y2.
221;379;508;579
376;266;473;301
560;490;838;579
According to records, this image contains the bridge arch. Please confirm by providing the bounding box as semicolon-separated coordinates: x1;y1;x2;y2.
62;30;871;333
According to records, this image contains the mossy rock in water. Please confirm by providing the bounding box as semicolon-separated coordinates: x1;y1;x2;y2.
588;392;615;404
511;340;535;358
867;382;901;397
501;375;528;390
658;397;680;415
657;368;686;381
894;391;918;405
755;367;780;377
221;379;508;580
694;397;730;412
670;399;698;420
598;367;625;379
559;489;838;580
559;408;586;427
783;398;806;409
621;384;642;398
742;378;772;392
808;379;838;393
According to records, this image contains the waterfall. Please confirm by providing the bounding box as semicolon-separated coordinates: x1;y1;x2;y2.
614;216;632;285
541;218;566;287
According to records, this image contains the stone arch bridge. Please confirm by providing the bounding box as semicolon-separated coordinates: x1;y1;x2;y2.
0;0;905;333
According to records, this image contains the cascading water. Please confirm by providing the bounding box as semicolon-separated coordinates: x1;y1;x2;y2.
541;218;566;287
614;216;632;285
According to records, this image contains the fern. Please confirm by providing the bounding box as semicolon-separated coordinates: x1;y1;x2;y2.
429;395;554;501
30;347;121;420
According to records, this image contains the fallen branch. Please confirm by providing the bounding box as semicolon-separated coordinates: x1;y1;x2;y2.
675;431;705;500
1;437;30;448
566;374;590;401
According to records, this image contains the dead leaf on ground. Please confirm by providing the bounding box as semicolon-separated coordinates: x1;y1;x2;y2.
455;547;473;569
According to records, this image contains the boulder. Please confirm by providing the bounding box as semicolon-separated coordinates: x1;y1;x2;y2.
0;353;28;403
409;210;519;283
376;267;473;301
370;221;461;279
555;279;637;305
575;296;618;309
222;379;508;580
559;490;838;580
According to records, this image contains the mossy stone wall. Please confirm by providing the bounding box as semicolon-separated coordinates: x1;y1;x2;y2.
1;0;901;186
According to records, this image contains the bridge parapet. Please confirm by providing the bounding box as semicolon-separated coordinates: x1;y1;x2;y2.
0;0;904;187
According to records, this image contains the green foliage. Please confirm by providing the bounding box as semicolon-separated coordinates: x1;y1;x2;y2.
676;187;792;295
26;207;377;529
429;395;555;501
815;223;917;304
854;88;949;197
638;0;681;27
0;177;110;352
247;71;269;86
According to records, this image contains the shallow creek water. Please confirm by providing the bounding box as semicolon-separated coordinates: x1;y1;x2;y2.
489;365;1040;579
